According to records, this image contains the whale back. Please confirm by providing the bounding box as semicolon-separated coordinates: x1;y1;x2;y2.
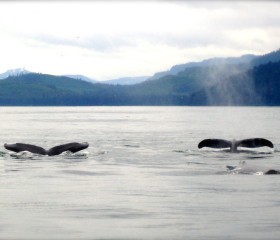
4;143;47;155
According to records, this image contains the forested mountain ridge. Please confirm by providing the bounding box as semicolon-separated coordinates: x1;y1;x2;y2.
149;49;280;81
0;74;126;105
0;50;280;106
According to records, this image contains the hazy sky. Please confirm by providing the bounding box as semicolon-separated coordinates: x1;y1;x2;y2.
0;1;279;80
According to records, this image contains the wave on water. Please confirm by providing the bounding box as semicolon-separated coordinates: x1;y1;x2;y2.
3;150;90;160
225;160;280;175
172;146;279;175
0;151;8;158
9;151;40;160
60;150;89;159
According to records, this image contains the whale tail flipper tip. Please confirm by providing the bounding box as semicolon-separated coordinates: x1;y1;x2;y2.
265;169;280;175
237;138;274;149
47;142;89;156
198;139;231;149
4;143;47;155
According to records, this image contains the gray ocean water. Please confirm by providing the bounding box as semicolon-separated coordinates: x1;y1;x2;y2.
1;106;280;240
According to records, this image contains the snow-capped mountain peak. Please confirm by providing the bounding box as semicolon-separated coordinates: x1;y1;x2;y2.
0;68;31;79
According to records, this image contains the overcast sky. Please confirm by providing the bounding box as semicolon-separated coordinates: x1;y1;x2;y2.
0;1;279;80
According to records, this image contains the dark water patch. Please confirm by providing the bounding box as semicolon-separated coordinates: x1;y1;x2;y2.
3;164;46;173
66;207;153;220
61;169;120;176
216;170;231;175
4;169;21;172
174;149;204;159
245;155;273;160
123;144;140;148
35;174;61;179
173;149;191;153
0;151;7;157
186;161;210;165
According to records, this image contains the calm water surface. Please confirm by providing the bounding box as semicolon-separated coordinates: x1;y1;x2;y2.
0;107;280;239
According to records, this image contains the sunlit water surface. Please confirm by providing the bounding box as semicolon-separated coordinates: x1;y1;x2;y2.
1;107;280;239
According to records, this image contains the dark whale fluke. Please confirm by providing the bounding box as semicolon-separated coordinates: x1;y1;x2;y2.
4;143;48;155
47;142;89;156
198;138;273;152
237;138;273;149
265;169;280;175
4;142;89;156
198;139;231;149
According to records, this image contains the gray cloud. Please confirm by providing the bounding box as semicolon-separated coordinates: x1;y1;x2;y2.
21;33;139;52
10;1;280;53
1;1;280;79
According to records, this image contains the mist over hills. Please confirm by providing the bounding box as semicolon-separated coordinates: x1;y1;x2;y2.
0;49;279;106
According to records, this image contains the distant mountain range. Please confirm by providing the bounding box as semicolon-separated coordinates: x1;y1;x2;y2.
149;49;280;80
102;76;150;85
149;54;257;80
0;69;149;86
0;48;279;106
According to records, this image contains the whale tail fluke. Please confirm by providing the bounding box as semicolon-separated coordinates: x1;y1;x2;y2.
4;143;47;155
47;142;89;156
4;142;89;156
198;138;273;152
236;138;274;149
198;139;231;149
265;169;280;174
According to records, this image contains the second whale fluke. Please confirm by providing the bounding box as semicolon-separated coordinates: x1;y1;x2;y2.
4;142;89;156
198;138;274;152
